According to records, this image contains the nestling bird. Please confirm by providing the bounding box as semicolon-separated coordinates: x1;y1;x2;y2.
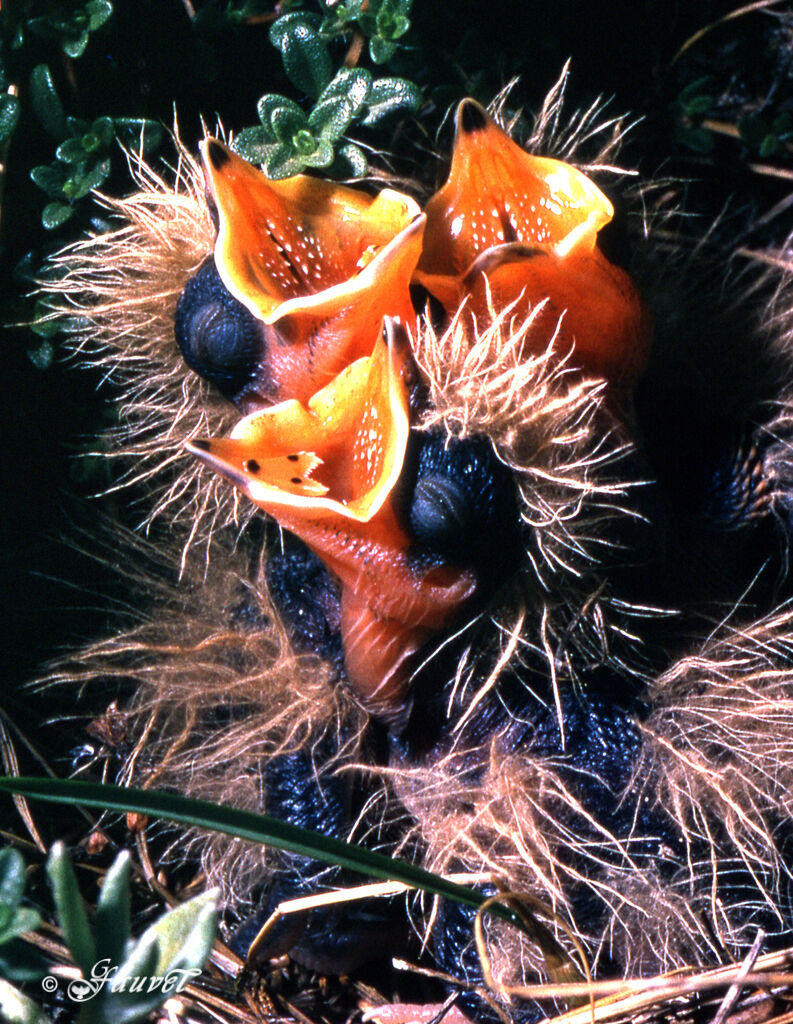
43;78;793;1024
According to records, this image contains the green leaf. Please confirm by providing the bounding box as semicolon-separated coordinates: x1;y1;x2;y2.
46;843;97;976
91;116;115;147
759;134;780;158
232;127;277;164
30;165;66;198
0;940;49;983
308;95;354;140
677;76;711;104
682;93;712;116
0;909;39;948
361;76;421;126
291;127;318;155
7;24;24;50
29;65;67;139
86;0;114;31
104;931;161;1023
67;157;111;199
269;11;322;49
66;116;90;135
376;3;410;41
263;141;310;178
0;978;51;1024
0;777;532;940
279;22;333;99
94;852;130;967
301;136;334;168
113;118;163;155
30;302;65;339
369;35;397;64
25;18;55;41
101;892;216;1024
41;202;73;230
318;67;371;117
331;141;368;178
271;102;308;143
318;13;344;36
674;123;714;154
63;30;90;60
256;94;303;138
355;11;378;35
143;889;217;976
0;851;26;916
56;137;89;164
0;94;20;145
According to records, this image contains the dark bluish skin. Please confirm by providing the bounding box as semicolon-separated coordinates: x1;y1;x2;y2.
229;744;407;974
406;677;681;1022
264;536;344;671
174;257;267;404
399;431;521;582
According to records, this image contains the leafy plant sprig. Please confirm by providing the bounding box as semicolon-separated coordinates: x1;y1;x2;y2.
318;0;412;64
28;63;163;229
46;845;217;1024
738;110;793;158
233;3;421;178
0;848;47;986
670;76;715;154
0;843;217;1024
25;0;113;60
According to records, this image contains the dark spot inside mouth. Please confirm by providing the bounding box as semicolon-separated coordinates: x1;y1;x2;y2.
291;477;302;484
191;439;211;451
206;139;231;170
459;99;488;134
500;211;518;243
245;459;260;474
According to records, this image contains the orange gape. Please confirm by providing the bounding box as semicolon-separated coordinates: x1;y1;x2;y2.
415;99;650;391
188;328;476;724
202;139;424;405
190;111;651;722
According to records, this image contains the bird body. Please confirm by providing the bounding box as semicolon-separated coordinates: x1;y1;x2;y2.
42;83;793;1024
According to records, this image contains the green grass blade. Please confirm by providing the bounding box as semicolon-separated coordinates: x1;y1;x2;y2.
0;776;527;935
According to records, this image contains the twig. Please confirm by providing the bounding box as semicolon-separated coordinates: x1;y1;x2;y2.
672;0;788;64
344;30;366;67
713;930;766;1024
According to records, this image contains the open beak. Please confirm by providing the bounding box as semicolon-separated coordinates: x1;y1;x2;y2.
187;319;476;723
201;140;425;404
415;100;650;391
